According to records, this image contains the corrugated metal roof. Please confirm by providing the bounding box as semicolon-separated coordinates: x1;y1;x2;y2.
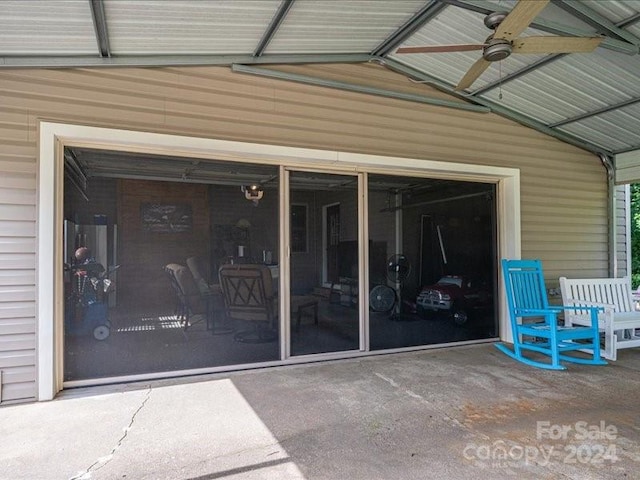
105;0;280;54
560;102;640;152
0;0;96;55
481;48;640;122
265;0;426;53
0;0;639;157
583;0;640;23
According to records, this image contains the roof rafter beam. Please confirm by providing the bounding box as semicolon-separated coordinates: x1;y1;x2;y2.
550;96;640;128
231;63;491;113
470;54;566;96
551;0;640;46
88;0;111;58
0;53;372;69
438;0;639;54
253;0;295;57
372;1;448;57
381;57;612;156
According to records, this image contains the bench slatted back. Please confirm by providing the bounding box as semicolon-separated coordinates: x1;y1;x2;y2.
559;277;634;313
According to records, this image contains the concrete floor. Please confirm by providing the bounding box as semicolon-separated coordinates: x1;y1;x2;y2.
64;301;495;381
1;343;639;479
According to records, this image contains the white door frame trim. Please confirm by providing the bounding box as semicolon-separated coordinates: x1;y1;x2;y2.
37;121;520;400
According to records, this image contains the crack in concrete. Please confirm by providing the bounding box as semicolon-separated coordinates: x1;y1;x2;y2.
68;386;152;480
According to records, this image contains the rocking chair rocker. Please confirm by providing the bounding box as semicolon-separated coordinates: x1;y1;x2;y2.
497;259;607;370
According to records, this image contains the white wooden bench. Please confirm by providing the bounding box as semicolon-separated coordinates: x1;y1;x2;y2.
559;276;640;361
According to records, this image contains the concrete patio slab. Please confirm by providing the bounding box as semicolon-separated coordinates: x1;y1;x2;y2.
1;343;639;479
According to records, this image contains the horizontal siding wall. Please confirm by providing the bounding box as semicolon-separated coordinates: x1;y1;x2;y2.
0;114;37;402
615;184;630;279
0;63;607;402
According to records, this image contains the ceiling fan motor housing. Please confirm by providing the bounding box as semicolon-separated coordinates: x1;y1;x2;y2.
483;37;512;61
484;11;508;30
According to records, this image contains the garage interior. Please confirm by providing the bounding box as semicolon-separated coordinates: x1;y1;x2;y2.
63;147;497;381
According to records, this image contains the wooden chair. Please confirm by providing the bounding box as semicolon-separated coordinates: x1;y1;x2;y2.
497;259;607;370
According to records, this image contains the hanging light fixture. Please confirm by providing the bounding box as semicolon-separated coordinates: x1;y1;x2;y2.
241;184;264;206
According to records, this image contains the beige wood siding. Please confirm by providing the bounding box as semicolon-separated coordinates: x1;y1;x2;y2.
0;63;607;402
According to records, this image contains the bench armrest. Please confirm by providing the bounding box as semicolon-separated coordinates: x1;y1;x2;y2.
515;308;560;316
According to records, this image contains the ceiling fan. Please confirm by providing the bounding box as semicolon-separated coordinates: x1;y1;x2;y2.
395;0;603;91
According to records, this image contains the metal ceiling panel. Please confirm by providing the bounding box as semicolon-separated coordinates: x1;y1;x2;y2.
479;80;574;125
581;0;640;24
629;23;640;38
479;47;640;128
559;103;640;152
103;0;281;54
0;0;638;155
389;6;552;91
264;0;426;54
576;1;640;55
0;0;97;55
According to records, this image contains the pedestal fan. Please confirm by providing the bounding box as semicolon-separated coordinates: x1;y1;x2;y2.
387;254;412;320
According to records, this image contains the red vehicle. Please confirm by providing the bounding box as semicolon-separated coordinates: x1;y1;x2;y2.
415;275;491;324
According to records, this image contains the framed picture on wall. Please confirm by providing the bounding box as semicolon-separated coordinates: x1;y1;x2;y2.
141;203;193;233
291;203;308;253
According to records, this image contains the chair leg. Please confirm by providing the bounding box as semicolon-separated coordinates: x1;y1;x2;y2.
605;326;616;361
294;302;319;331
551;350;561;369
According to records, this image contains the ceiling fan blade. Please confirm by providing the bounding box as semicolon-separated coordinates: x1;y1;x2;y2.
495;0;550;41
396;44;484;54
455;58;491;91
513;36;603;54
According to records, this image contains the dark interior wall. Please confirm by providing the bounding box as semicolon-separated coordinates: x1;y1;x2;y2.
117;179;210;308
313;189;359;282
368;191;395;284
209;184;279;276
63;177;118;268
368;192;395;249
290;190;317;294
401;189;495;295
64;177;117;227
400;205;425;296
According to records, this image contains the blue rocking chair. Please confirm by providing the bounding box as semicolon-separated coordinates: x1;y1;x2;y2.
497;259;607;370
